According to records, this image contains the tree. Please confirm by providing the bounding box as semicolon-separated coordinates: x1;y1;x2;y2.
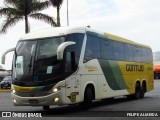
0;0;57;34
50;0;64;27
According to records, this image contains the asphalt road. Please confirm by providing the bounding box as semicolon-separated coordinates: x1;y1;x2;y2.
0;80;160;120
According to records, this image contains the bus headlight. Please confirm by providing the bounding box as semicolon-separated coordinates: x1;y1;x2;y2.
53;88;58;92
12;89;16;94
52;87;61;93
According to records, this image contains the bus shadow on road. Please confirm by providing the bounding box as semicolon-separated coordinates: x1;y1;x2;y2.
91;95;154;108
27;96;152;117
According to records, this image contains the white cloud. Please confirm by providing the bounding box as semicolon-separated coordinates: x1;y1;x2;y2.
0;0;160;69
63;0;160;51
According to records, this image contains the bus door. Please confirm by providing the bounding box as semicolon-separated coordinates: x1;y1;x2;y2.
75;75;81;102
65;75;76;104
65;52;80;104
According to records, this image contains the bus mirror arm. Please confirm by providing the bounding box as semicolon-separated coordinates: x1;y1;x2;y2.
57;41;76;60
1;48;15;64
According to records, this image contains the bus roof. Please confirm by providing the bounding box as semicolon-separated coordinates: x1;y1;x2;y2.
20;26;150;48
20;26;86;40
104;32;150;48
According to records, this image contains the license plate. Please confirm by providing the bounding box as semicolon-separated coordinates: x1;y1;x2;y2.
29;99;38;104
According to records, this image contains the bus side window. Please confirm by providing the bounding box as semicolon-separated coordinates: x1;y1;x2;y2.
100;39;113;60
147;48;153;63
65;51;76;73
66;33;84;68
84;35;100;62
113;41;124;61
123;43;133;61
141;48;148;63
133;46;142;62
65;52;72;73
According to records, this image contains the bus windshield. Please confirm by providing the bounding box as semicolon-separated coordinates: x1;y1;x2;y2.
12;33;84;86
13;37;65;86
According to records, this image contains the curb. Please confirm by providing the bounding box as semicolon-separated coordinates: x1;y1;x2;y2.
0;89;11;92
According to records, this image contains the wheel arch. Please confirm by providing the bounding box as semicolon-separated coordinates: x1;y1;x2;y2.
82;82;95;101
135;80;141;86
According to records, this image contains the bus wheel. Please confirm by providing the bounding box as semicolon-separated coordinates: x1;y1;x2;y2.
140;88;144;98
1;85;4;89
135;83;141;99
79;87;93;110
43;105;50;110
140;83;146;98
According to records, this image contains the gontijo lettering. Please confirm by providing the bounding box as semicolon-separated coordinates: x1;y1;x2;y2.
126;64;144;72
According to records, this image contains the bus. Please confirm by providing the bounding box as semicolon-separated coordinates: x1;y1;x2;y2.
1;26;153;110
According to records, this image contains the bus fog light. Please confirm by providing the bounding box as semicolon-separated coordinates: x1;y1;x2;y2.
13;99;17;103
54;97;59;102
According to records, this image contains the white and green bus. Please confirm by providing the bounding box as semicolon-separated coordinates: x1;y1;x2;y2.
1;26;153;110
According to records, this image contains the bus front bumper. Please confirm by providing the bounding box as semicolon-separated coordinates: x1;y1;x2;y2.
11;91;65;106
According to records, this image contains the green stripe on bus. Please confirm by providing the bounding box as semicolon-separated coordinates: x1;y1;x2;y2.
98;60;127;90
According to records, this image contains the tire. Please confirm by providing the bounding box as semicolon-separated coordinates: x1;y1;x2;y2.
127;94;134;100
8;84;11;89
79;87;93;110
43;106;50;110
140;88;144;98
1;84;4;89
134;83;141;99
140;83;146;98
3;83;7;89
4;83;8;89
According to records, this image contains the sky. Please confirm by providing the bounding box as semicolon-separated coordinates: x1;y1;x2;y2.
0;0;160;70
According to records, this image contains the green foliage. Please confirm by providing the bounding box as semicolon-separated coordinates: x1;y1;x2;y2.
49;0;64;27
0;0;56;34
50;0;64;7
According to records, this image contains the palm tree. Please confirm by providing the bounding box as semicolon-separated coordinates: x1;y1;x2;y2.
50;0;64;27
0;0;57;34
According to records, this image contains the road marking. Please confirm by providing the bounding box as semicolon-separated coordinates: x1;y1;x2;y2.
0;90;11;92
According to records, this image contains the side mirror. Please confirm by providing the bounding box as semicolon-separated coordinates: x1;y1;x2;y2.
1;48;15;64
57;41;75;60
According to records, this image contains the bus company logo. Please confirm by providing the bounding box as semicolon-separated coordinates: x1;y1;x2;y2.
67;92;79;103
126;64;144;72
